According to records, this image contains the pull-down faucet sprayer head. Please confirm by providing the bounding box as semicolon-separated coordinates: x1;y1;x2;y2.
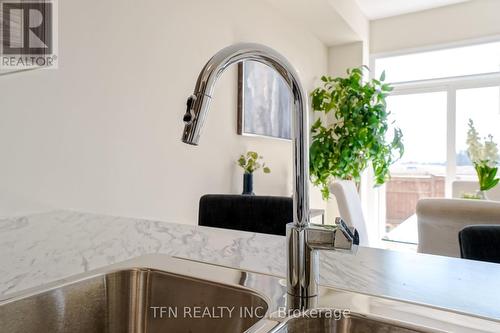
182;92;212;146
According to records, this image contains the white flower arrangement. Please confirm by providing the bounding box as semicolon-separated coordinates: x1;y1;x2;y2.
466;119;499;166
466;119;499;193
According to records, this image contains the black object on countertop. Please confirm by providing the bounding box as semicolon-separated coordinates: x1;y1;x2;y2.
242;173;254;195
459;225;500;264
198;194;292;236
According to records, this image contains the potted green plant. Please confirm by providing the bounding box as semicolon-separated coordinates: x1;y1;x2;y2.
237;151;271;195
466;119;499;199
309;67;404;200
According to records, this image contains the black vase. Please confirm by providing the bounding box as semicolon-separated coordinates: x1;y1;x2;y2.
242;173;255;195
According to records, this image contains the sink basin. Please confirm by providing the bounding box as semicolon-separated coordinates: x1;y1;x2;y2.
0;268;268;333
1;255;498;333
269;310;438;333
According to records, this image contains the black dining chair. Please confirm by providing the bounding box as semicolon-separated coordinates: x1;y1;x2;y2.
459;225;500;264
198;194;293;236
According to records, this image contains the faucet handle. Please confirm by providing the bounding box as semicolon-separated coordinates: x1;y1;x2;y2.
300;218;359;252
334;217;360;250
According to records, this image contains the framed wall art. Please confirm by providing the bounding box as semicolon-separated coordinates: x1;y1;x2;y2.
237;61;292;140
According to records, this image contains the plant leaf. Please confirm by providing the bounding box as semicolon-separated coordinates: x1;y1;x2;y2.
309;66;402;200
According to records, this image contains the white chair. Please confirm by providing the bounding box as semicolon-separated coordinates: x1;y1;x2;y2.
416;198;500;257
330;180;370;247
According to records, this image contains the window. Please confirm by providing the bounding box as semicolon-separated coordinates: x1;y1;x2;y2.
385;93;447;236
372;40;500;244
375;41;500;83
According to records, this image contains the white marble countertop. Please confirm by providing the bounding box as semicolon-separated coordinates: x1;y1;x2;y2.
1;210;499;321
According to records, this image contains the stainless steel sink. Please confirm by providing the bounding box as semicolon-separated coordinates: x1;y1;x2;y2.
0;268;268;333
1;255;499;333
268;310;438;333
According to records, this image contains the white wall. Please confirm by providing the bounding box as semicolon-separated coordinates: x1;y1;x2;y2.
0;0;328;223
371;0;500;54
328;42;365;77
329;0;369;44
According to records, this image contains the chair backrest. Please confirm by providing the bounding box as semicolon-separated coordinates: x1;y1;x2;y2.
417;198;500;257
198;194;292;236
330;180;369;246
452;180;500;201
459;225;500;264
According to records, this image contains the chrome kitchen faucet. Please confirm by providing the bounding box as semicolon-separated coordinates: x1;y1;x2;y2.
181;43;359;310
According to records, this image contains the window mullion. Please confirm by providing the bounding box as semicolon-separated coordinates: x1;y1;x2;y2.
446;88;457;198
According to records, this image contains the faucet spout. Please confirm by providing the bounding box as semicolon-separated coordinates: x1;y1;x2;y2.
181;43;310;227
181;43;358;310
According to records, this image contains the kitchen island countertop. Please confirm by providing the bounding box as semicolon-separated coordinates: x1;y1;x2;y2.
1;210;499;320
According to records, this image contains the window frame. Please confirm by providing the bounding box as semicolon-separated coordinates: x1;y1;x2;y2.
368;38;500;244
370;35;500;85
